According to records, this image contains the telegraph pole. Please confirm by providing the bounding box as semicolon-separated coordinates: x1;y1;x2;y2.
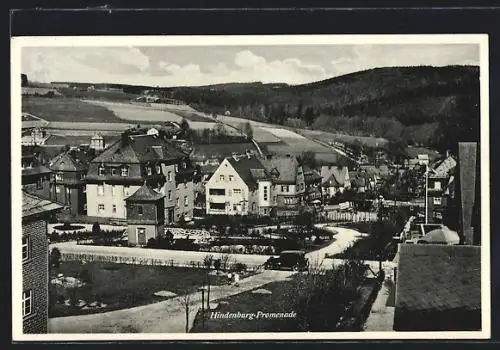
424;164;429;224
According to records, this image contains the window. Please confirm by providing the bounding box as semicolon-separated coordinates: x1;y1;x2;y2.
98;204;105;212
229;175;234;182
112;205;117;214
121;167;129;177
227;189;232;196
184;196;188;206
55;172;63;181
98;185;104;196
281;185;289;192
80;173;86;180
434;181;442;190
111;186;116;196
36;178;43;190
176;198;180;207
209;202;225;210
55;186;61;193
273;196;277;204
124;186;130;196
252;203;256;211
168;171;172;181
22;236;30;261
233;189;242;195
66;187;70;194
220;175;225;181
138;206;143;215
156;165;161;174
111;168;117;176
263;186;268;201
284;197;294;205
168;190;172;200
146;167;152;176
263;208;268;215
300;183;304;191
22;290;32;318
209;188;225;196
175;164;179;173
433;197;442;205
98;166;105;176
182;162;186;169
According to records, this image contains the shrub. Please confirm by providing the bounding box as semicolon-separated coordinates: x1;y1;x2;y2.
213;259;222;271
146;238;157;248
232;262;247;272
203;254;214;269
50;248;61;268
92;222;101;235
314;237;324;245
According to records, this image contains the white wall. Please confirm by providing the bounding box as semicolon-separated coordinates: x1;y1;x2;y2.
205;158;249;215
86;183;140;218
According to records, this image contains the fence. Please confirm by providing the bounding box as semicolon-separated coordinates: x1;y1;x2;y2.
324;210;378;223
59;251;264;272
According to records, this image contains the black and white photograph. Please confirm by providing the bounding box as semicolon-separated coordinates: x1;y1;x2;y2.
11;34;490;340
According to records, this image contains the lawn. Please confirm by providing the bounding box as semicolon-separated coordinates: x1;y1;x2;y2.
190;280;299;333
49;261;219;317
22;96;121;123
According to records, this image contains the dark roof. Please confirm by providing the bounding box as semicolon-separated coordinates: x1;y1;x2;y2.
91;134;186;164
395;244;481;313
320;165;348;187
125;183;165;201
260;155;300;184
359;164;391;178
23;191;63;218
303;166;322;183
227;155;268;188
49;152;88;172
22;165;52;177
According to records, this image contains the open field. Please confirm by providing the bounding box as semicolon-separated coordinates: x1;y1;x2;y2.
261;127;306;139
84;100;215;124
45;134;120;146
22;96;121;123
298;129;389;149
50;261;218;318
57;87;140;101
252;127;282;143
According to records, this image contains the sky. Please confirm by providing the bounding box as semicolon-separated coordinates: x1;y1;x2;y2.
21;44;479;87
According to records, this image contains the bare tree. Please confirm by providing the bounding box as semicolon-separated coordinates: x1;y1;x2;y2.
220;253;231;272
178;290;194;333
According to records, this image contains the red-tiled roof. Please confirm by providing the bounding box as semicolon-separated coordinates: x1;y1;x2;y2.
395;244;481;313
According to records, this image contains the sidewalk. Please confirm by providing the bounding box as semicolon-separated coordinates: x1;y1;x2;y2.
362;279;395;331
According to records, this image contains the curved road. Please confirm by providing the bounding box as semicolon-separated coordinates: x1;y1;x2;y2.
48;226;364;334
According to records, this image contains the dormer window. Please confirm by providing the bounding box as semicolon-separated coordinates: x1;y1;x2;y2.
156;165;161;174
98;165;105;176
121;166;129;177
146;167;152;176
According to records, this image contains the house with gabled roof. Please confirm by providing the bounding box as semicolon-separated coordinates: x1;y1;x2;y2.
86;133;195;223
320;165;350;198
393;244;481;331
205;154;307;217
22;148;52;200
48;150;90;215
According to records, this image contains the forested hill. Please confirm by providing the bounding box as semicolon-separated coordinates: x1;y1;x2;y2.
168;65;479;153
51;65;479;152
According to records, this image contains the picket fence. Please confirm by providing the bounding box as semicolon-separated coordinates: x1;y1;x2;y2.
325;210;378;223
59;251;264;272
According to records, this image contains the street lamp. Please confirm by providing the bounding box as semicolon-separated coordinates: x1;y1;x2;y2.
198;286;208;329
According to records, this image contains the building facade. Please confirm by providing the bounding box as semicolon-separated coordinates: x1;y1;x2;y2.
205;154;307;217
22;192;63;333
86;133;195;224
22;150;52;200
125;183;165;246
48;151;89;215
